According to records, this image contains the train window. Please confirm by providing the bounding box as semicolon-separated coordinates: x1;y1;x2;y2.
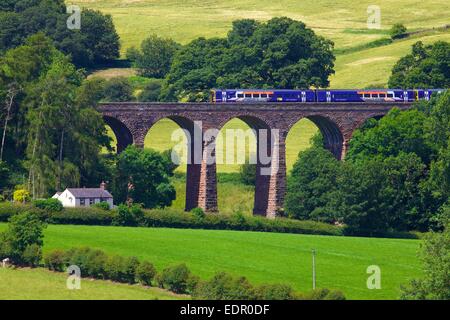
358;94;363;98
245;93;251;98
387;93;394;98
237;94;244;98
379;93;386;98
261;94;267;98
364;94;370;98
371;94;379;98
253;94;260;98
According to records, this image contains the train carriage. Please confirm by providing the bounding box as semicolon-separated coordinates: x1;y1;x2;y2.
210;89;445;103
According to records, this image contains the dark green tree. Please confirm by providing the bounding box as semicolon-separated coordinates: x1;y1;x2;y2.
390;23;408;39
127;35;181;78
163;17;335;101
102;77;134;102
113;146;176;208
388;41;450;88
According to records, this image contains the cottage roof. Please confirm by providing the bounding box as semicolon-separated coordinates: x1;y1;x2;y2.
66;188;113;198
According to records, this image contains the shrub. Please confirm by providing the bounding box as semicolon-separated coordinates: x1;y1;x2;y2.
92;201;110;211
21;244;42;267
105;255;139;284
390;23;408;39
193;272;256;300
84;249;109;279
50;207;114;225
13;189;30;203
239;163;256;185
1;212;46;265
113;204;142;226
158;263;191;294
33;198;63;212
255;284;296;300
135;261;156;286
301;288;346;300
44;250;66;272
191;207;205;220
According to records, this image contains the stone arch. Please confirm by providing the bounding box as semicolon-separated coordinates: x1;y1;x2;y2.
216;114;275;216
144;114;205;212
306;115;345;160
103;116;133;153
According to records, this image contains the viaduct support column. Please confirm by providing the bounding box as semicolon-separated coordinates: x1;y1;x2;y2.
197;126;218;212
266;131;287;219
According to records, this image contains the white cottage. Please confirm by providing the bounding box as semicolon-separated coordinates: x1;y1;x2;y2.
52;182;114;209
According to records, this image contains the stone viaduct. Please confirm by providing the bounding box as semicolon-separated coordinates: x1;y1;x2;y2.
99;102;412;218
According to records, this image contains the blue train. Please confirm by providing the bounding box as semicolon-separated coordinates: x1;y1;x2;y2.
210;89;445;103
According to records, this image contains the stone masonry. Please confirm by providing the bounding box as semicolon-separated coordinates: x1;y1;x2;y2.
99;102;413;218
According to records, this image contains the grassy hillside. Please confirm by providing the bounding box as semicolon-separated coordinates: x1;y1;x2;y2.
72;0;450;88
0;223;422;300
0;267;187;300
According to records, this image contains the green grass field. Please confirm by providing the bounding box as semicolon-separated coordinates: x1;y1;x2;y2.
0;267;187;300
0;223;422;300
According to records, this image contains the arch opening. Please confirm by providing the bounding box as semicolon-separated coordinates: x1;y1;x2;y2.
307;115;345;160
103;116;133;153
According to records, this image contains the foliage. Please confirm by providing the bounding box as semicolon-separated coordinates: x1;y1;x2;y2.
190;207;205;220
390;24;408;39
157;263;191;294
127;35;181;78
113;146;176;209
101;77;134;102
162;17;335;101
13;189;30;203
92;201;110;211
254;284;296;300
401;219;449;299
135;261;156;286
300;288;346;300
33;198;63;212
112;204;144;226
193;271;256;300
285;146;340;222
0;2;120;68
239;162;256;185
44;249;66;272
137;79;163;102
0;212;46;266
388;41;450;88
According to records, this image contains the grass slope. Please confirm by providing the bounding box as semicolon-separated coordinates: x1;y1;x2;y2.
0;267;187;300
0;223;422;300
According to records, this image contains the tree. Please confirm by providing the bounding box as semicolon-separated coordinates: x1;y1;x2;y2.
388;41;450;88
0;212;46;266
138;79;163;102
128;35;181;78
163;17;335;101
390;23;407;39
102;77;134;102
401;215;449;299
285;146;340;222
113;146;176;208
0;2;120;68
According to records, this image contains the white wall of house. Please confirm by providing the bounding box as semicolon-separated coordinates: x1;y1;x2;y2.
54;190;114;209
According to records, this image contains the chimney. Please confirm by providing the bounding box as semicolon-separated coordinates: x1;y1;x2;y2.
100;181;107;190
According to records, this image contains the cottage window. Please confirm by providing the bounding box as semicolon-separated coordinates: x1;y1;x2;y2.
80;198;85;205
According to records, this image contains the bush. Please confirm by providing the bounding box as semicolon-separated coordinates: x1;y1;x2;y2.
255;284;296;300
193;272;256;300
158;263;191;294
191;207;205;220
13;189;30;203
300;288;346;300
21;244;42;267
390;23;408;39
44;250;66;272
105;255;139;284
239;163;256;185
113;204;143;226
50;207;114;225
135;261;156;286
92;201;110;211
33;198;63;212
